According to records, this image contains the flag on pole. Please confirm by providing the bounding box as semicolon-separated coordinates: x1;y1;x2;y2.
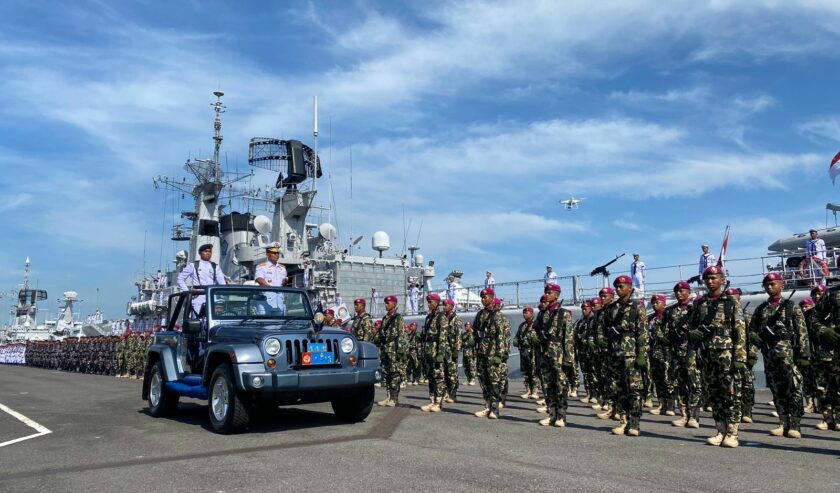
717;225;730;270
830;152;840;184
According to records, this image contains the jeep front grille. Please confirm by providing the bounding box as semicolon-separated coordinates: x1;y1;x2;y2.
284;337;341;367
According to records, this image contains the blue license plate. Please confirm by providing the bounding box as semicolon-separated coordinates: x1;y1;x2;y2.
310;352;334;365
308;343;327;353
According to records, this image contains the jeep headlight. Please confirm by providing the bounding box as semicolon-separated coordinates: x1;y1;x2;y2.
340;337;355;354
264;338;282;356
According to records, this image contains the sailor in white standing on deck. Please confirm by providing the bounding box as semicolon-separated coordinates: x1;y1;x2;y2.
630;253;646;297
485;271;496;290
177;243;227;316
806;229;828;286
371;287;381;316
698;245;717;276
544;265;558;286
255;242;289;315
409;283;420;315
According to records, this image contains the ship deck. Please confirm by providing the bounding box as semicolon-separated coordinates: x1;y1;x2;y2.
0;365;837;492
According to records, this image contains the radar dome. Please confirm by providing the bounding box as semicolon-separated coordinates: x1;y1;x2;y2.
253;215;272;234
319;223;337;241
372;231;390;252
414;253;424;265
64;291;78;300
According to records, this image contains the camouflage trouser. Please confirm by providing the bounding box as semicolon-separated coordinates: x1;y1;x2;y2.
462;350;477;381
814;359;840;424
406;353;422;383
381;355;404;402
581;349;599;399
765;346;804;422
540;352;569;420
801;360;817;402
564;361;578;395
596;349;613;405
611;355;644;429
445;356;459;399
686;349;704;417
649;348;672;402
427;358;447;400
478;358;507;408
701;347;741;425
519;349;539;393
739;360;756;419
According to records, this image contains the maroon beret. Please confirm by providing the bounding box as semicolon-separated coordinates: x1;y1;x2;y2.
523;306;534;314
426;293;441;302
480;288;495;297
599;287;615;296
762;273;784;284
384;295;398;303
800;297;814;307
613;275;633;287
589;297;602;305
673;281;691;291
444;299;455;307
702;266;725;278
650;294;666;303
354;298;366;305
544;283;561;293
811;285;828;294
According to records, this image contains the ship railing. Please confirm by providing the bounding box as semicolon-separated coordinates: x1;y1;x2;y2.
436;250;840;310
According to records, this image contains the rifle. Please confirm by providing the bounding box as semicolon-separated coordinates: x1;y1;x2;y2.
761;290;796;341
590;253;626;278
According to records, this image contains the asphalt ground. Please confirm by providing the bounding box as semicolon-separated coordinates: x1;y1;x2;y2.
0;364;838;493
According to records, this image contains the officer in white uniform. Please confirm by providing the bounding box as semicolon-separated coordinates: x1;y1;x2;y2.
177;243;227;316
409;283;420;315
630;253;646;296
255;242;289;315
805;229;828;286
485;271;496;290
371;288;381;316
544;265;558;286
698;245;717;276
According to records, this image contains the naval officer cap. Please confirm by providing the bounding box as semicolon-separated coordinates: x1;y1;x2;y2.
809;229;818;233
265;241;281;253
198;243;213;252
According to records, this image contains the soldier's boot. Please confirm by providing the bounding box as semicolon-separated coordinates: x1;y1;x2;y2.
377;391;391;407
611;414;628;435
816;420;830;430
786;416;802;438
650;402;664;415
741;414;753;424
706;421;726;446
520;391;532;399
591;403;603;411
443;394;455;404
429;397;443;413
536;405;549;414
580;394;591;403
530;390;541;400
672;406;689;427
539;416;553;426
721;423;740;448
420;396;436;412
643;398;654;408
474;402;491;418
770;409;779;418
803;399;814;414
769;414;787;436
686;407;700;428
386;390;399;407
626;415;641;436
554;410;566;427
488;403;499;420
374;382;382;388
596;408;614;420
664;399;676;417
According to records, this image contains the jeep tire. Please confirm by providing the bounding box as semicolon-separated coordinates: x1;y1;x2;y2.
208;362;251;434
148;361;179;417
331;385;375;422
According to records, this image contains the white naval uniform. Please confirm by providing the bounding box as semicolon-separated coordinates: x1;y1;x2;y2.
177;260;227;316
409;286;419;315
698;253;717;275
631;260;646;295
544;271;558;285
371;292;380;316
255;261;288;315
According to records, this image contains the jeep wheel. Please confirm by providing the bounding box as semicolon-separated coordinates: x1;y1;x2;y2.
208;362;251;434
148;361;179;417
331;385;375;423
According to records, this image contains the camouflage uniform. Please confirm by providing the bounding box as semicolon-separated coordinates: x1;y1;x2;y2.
601;298;648;433
740;309;757;421
811;290;840;428
592;307;614;408
421;308;451;402
691;293;747;437
351;312;373;343
514;319;539;396
461;327;478;384
580;312;600;402
750;298;810;434
573;316;590;398
647;311;673;411
666;302;697;423
406;325;422;385
444;311;463;400
534;302;575;424
472;306;510;415
373;309;408;404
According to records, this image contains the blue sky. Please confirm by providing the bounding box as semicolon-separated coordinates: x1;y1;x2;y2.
2;0;840;320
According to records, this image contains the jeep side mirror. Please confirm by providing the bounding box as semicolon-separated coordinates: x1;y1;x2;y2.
184;319;201;334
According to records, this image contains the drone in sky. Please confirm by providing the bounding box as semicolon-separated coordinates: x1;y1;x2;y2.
560;197;584;210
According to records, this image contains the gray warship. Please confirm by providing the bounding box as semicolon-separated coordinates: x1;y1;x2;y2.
126;92;436;330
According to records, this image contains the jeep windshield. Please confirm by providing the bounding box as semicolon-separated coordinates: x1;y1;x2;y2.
210;288;313;322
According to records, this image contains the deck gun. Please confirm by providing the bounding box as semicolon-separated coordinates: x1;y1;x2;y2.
590;253;626;278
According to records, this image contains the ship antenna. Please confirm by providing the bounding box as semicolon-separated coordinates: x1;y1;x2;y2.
212;90;225;182
312;96;319;194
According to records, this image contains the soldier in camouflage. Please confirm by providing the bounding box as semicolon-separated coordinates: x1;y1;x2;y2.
810;285;840;431
668;281;699;427
461;322;478;386
443;299;462;402
728;287;757;424
689;266;747;448
535;284;575;427
406;322;422;386
351;299;374;343
599;275;648;436
593;287;616;413
420;293;451;412
514;306;540;400
574;301;593;402
800;297;818;414
472;288;510;419
373;295;408;407
648;294;674;417
750;272;810;438
581;297;602;405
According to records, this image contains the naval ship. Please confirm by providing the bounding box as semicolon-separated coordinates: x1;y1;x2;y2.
126;92;436;330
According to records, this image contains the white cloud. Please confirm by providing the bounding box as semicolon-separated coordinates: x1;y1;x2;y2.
798;116;840;143
613;218;643;231
0;193;32;212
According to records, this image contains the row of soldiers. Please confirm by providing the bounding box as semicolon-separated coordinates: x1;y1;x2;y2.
21;332;155;378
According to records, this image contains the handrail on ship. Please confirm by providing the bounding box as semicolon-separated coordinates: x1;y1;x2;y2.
435;250;840;311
